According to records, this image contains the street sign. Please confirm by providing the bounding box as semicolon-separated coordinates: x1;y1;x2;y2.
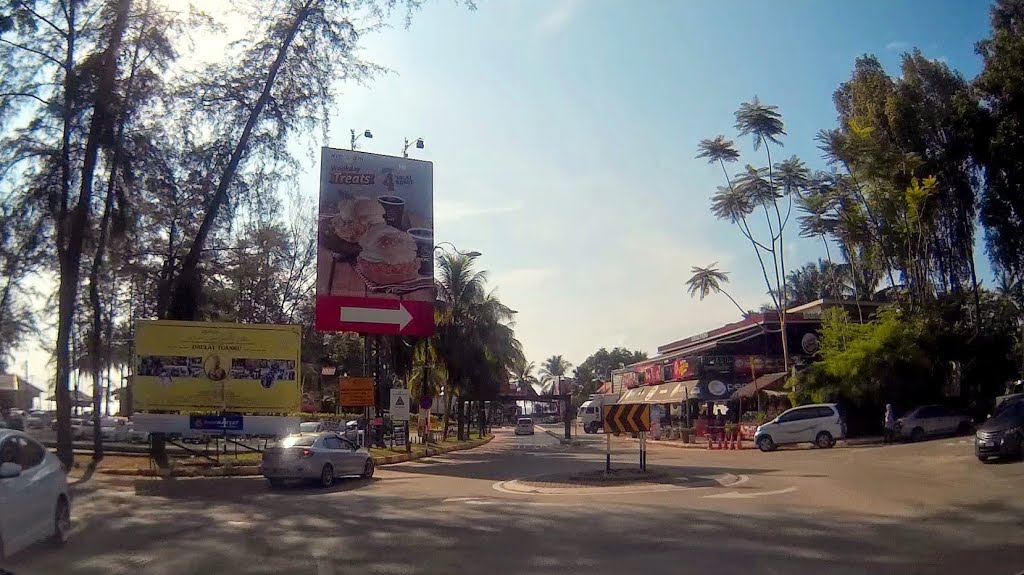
315;148;435;336
189;415;243;431
602;404;651;433
339;377;375;407
390;388;410;421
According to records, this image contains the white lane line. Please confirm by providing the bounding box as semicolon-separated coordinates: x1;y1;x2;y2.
702;486;799;499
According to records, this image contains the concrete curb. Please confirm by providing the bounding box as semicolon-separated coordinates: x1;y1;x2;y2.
534;425;583;447
97;435;494;478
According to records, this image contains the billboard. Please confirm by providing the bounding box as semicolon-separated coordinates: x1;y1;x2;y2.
339;376;375;407
133;321;301;413
315;148;434;336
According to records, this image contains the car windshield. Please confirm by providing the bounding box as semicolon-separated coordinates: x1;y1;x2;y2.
299;422;320;432
993;399;1024;418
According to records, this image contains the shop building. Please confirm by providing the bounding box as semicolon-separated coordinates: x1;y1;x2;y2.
615;299;881;424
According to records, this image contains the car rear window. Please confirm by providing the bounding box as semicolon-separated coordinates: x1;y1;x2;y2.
276;435;316;447
518;419;532;424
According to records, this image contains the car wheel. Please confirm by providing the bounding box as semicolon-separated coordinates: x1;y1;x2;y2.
910;427;924;442
361;458;375;479
956;421;972;436
53;496;70;544
815;431;834;449
267;478;285;489
757;436;775;452
319;464;334;488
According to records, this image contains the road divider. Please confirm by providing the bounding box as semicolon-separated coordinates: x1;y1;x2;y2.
98;435;493;478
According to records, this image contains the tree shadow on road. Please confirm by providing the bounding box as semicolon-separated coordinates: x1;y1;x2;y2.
9;481;1024;575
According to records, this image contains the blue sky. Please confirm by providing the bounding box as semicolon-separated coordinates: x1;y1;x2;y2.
11;0;998;388
298;0;997;369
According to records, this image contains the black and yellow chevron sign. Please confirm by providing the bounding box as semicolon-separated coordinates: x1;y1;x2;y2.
602;403;651;433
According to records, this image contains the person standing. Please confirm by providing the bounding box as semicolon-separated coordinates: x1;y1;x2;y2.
884;404;897;443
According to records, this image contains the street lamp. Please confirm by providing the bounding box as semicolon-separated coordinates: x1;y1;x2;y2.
434;241;480;257
402;137;425;158
351;128;373;150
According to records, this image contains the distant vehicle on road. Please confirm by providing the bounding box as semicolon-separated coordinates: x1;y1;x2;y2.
0;429;71;560
514;417;535;436
755;403;846;452
896;405;972;441
260;432;373;488
578;393;620;434
975;396;1024;462
24;411;47;430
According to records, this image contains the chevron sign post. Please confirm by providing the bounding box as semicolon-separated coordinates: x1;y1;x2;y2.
602;403;652;472
602;404;651;433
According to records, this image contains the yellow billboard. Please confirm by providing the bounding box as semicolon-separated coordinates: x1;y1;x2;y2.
133;320;301;413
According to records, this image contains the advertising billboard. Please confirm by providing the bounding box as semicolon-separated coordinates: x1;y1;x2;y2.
315;148;434;336
339;376;375;407
133;321;301;413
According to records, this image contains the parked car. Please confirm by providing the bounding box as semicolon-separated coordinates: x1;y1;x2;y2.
260;432;374;488
896;404;973;441
126;423;150;444
1;410;24;431
754;403;846;451
24;411;48;430
515;417;535;436
975;396;1024;462
0;429;71;560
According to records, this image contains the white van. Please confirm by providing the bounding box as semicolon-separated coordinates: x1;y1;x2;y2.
754;403;846;451
515;417;534;436
577;393;620;434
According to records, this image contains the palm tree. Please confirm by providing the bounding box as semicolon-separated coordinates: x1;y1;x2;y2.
735;97;791;371
685;263;748;318
510;359;539;394
795;187;844;301
433;251;523;439
696;135;741;184
539;355;572;394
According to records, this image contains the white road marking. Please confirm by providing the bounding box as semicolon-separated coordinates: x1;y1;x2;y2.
702;486;799;499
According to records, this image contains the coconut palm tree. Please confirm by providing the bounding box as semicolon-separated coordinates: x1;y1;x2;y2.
685;263;748;318
539;355;572;393
433;251;523;439
510;359;539;394
796;187;844;301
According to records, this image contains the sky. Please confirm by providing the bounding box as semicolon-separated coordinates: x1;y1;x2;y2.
12;0;1001;390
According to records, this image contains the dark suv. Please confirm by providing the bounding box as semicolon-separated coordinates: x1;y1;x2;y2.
975;398;1024;462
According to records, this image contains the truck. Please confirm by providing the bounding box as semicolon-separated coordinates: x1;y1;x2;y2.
577;393;621;434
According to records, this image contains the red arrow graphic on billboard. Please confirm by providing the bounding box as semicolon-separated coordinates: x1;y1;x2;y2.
340;303;413;330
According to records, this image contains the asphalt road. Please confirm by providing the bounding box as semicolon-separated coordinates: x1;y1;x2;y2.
5;427;1024;575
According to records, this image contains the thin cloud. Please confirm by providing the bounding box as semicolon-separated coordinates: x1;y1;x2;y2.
536;0;580;36
435;200;522;223
886;41;909;51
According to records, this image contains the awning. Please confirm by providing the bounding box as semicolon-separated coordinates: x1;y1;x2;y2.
618;380;699;404
731;372;788;399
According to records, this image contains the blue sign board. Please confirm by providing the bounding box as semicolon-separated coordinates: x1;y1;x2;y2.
189;415;244;431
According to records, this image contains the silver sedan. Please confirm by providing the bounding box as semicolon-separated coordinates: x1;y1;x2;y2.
260;432;374;488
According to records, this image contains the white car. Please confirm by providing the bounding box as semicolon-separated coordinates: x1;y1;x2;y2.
0;429;71;560
754;403;846;451
514;417;534;436
896;404;973;441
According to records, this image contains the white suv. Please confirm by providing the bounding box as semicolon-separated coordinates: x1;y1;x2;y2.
754;403;846;451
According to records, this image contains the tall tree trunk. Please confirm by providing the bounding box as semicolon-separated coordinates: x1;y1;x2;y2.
55;0;132;467
54;0;78;470
763;138;790;372
167;0;317;320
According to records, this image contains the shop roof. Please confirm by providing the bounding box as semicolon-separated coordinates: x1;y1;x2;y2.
656;298;884;357
0;374;43;396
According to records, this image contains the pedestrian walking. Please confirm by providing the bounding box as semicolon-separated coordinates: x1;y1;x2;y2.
884;403;897;443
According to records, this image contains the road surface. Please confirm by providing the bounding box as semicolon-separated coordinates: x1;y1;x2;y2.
6;427;1024;575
